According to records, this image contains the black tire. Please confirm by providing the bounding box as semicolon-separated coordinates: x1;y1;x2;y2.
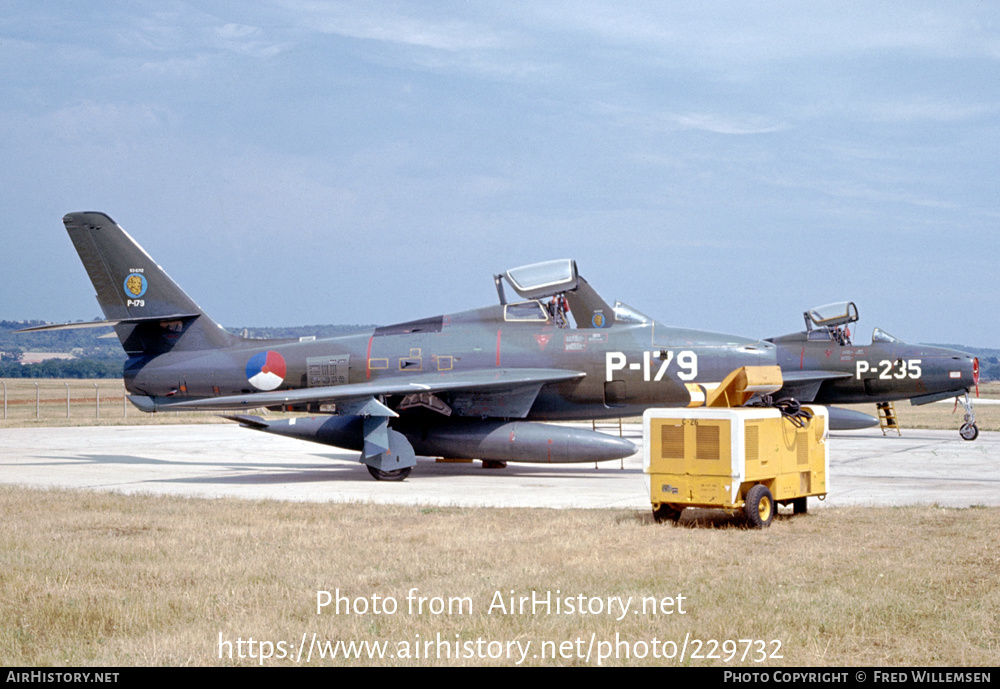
745;485;774;528
652;504;682;524
792;497;808;515
366;465;412;481
960;423;979;441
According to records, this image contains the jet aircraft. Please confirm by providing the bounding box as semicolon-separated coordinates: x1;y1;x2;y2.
767;302;980;440
21;211;796;480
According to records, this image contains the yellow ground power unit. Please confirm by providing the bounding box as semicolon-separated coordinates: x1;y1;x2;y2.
643;366;829;528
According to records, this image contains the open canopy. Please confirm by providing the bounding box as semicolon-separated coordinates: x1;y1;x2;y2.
504;259;579;300
806;301;858;329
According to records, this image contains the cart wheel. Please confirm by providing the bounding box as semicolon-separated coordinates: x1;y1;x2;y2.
653;504;682;524
745;485;774;528
793;497;808;515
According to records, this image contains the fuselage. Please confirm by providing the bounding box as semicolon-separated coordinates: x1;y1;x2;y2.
770;329;976;404
125;302;777;420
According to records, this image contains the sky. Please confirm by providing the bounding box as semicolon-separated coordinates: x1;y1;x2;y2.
1;1;997;347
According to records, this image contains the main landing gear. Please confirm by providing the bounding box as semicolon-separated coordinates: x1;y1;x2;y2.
366;465;412;481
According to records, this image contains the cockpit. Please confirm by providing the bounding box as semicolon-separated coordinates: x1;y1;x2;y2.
803;301;858;345
495;259;617;330
612;301;650;324
871;328;901;344
802;301;904;346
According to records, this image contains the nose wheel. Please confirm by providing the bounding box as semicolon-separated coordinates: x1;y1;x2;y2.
958;392;978;441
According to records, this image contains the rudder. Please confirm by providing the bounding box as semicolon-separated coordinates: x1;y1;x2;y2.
64;212;239;354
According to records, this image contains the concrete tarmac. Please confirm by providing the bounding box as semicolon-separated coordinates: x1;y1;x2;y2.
0;423;997;509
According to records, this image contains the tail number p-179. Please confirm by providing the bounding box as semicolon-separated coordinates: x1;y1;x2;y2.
606;350;698;382
856;359;921;380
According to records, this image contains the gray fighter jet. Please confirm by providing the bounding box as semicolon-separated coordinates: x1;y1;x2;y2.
767;302;980;440
25;212;847;480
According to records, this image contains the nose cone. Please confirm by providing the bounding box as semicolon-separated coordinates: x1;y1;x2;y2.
948;350;978;391
924;345;977;391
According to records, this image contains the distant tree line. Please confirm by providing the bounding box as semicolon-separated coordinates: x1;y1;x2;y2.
983;361;1000;381
928;344;1000;382
0;358;124;379
0;320;124;359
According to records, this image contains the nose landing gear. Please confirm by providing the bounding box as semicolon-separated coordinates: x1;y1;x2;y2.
958;392;978;441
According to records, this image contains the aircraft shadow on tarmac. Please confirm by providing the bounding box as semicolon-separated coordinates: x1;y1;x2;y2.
45;452;644;486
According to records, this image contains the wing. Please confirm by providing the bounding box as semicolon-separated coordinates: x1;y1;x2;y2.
137;367;585;418
776;370;852;402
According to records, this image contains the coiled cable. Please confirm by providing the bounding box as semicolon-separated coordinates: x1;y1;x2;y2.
772;397;814;428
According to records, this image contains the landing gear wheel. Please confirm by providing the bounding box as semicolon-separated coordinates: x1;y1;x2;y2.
652;504;682;524
792;497;808;515
745;485;774;528
960;423;979;441
366;465;412;481
958;393;978;441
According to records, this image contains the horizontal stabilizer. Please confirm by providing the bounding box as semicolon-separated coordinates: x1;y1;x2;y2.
14;313;201;333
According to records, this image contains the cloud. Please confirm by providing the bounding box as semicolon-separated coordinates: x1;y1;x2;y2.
545;1;1000;63
594;102;785;136
280;0;504;51
860;99;1000;124
211;22;290;58
672;113;785;135
120;7;289;62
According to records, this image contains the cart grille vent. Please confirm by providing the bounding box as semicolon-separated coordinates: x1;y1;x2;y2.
797;431;809;465
660;424;684;459
746;424;759;462
696;425;720;460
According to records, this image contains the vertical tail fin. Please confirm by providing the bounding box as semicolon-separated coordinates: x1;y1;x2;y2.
63;212;240;354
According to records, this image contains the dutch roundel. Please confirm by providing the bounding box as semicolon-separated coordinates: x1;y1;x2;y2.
246;351;286;391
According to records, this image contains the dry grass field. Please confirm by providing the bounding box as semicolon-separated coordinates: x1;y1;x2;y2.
0;487;996;667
